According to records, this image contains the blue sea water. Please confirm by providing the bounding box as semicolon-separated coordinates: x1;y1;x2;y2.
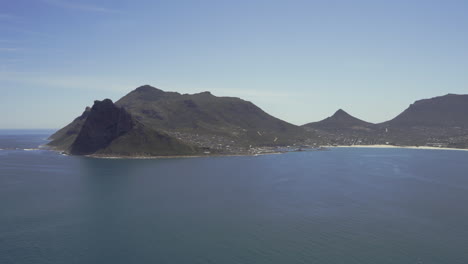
1;130;468;264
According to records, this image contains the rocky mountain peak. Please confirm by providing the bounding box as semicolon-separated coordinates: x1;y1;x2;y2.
332;109;350;118
69;99;134;155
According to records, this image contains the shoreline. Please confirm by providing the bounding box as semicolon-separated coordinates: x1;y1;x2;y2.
86;151;284;160
38;144;468;160
330;145;468;151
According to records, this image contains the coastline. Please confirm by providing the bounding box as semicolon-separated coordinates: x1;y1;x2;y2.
40;144;468;160
86;151;284;160
42;143;297;159
331;145;468;151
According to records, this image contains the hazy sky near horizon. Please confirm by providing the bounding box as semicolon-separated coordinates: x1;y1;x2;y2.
1;0;468;128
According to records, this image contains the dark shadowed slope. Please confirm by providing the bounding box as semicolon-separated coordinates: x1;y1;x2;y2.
69;99;135;155
49;99;198;156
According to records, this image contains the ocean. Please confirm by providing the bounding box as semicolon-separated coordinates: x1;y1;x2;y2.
1;130;468;264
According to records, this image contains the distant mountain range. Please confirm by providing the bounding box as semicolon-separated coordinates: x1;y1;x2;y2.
48;87;468;157
303;94;468;148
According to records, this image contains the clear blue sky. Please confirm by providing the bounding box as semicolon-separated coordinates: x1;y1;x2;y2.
1;0;468;129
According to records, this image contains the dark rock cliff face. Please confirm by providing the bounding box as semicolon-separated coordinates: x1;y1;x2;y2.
49;98;200;156
69;99;134;155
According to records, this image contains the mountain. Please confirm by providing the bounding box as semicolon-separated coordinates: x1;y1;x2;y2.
301;109;379;145
114;85;309;146
300;94;468;148
69;99;133;155
383;94;468;128
49;87;468;155
376;94;468;148
49;99;198;157
48;85;316;156
303;109;374;130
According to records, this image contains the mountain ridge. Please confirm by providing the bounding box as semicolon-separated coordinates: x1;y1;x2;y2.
48;85;317;156
382;94;468;128
47;86;468;156
114;85;310;146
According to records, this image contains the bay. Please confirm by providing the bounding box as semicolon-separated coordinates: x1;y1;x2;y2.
1;130;468;264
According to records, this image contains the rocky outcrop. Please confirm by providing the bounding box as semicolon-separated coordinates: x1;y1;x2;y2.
69;99;134;155
48;98;200;157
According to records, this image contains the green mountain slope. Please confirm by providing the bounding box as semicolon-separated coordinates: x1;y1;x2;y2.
115;85;308;146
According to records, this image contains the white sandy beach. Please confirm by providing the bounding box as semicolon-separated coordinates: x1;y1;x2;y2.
331;145;468;151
